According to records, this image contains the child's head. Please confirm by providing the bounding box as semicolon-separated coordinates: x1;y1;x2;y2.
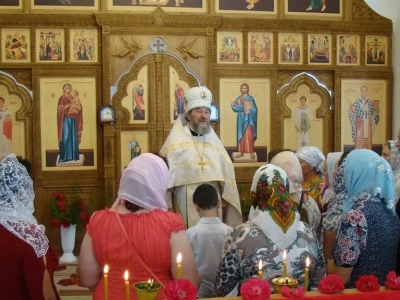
73;90;78;97
193;184;218;210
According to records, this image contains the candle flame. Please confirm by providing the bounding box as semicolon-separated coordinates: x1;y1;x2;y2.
283;249;287;260
148;279;151;284
306;257;310;267
124;270;129;281
104;264;109;274
177;252;182;264
258;259;262;271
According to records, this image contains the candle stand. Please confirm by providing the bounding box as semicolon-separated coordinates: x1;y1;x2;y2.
271;277;298;294
133;281;161;300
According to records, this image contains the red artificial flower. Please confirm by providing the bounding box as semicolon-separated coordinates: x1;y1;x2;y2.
240;278;271;300
281;286;306;298
80;211;89;224
61;220;71;228
385;271;400;290
57;201;66;212
51;219;62;228
355;275;380;292
317;274;345;294
165;279;197;300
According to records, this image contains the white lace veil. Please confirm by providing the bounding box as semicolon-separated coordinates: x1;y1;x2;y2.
0;154;48;257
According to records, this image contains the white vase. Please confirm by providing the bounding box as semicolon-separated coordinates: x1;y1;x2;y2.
59;224;77;263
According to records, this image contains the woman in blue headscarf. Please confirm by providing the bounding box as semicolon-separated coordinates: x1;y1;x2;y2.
327;149;400;288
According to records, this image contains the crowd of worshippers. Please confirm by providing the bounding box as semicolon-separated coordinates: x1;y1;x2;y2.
1;86;400;300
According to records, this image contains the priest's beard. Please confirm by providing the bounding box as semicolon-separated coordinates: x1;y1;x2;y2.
192;122;210;135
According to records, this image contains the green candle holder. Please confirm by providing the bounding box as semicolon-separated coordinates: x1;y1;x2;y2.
133;281;161;300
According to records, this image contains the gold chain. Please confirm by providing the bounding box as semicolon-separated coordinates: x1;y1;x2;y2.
191;134;206;174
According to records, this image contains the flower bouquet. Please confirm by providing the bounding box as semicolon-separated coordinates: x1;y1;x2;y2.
49;192;90;228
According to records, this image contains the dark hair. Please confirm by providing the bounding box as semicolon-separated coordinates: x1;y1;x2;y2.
125;201;142;213
268;148;294;162
17;158;32;176
338;151;351;167
193;184;218;210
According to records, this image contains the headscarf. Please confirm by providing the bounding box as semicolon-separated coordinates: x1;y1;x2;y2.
250;164;301;250
115;153;169;211
326;152;342;186
271;151;321;231
322;156;347;232
295;146;325;174
270;151;303;203
387;140;400;198
0;154;48;257
321;152;342;207
343;149;396;216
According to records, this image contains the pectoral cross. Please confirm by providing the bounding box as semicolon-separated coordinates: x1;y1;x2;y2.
198;158;206;174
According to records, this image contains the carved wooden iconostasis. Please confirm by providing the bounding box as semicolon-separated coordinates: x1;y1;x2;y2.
0;0;393;251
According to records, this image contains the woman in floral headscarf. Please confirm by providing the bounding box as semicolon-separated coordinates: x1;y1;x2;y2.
270;151;321;233
213;164;325;296
327;150;400;288
296;146;328;210
0;154;59;299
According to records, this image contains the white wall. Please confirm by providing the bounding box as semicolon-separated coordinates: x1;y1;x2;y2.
364;0;400;137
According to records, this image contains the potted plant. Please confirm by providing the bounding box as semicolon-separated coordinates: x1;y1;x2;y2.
49;192;90;262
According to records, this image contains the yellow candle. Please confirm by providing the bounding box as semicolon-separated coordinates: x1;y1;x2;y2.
304;257;310;291
258;259;263;279
282;250;287;278
124;270;130;300
103;265;109;300
177;252;182;279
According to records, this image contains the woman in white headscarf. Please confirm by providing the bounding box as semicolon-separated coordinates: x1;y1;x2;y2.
295;146;328;210
214;164;325;296
321;152;342;210
0;154;59;300
79;153;200;300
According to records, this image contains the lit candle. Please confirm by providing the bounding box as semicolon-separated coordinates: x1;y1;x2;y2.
148;279;154;289
177;252;182;279
124;270;130;300
103;265;109;300
304;257;310;291
258;259;263;279
282;250;287;278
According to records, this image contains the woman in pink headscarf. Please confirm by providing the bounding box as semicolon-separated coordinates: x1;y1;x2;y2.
78;153;200;300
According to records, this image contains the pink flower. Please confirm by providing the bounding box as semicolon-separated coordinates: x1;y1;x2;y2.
240;278;271;300
281;286;305;298
385;271;400;290
355;275;380;292
165;279;197;300
318;274;344;294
